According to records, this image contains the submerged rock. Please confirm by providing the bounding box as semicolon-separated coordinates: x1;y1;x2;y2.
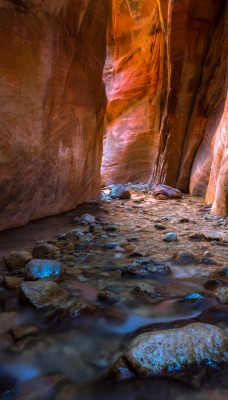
3;251;33;271
122;258;171;278
20;281;68;309
60;302;97;320
97;290;119;304
153;184;182;200
110;184;131;200
24;259;64;281
104;323;228;380
172;251;199;265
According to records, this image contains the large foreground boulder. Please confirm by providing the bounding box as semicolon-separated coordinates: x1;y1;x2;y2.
104;323;228;380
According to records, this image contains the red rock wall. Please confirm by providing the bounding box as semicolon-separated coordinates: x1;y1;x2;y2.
0;0;109;231
102;0;228;215
102;0;165;184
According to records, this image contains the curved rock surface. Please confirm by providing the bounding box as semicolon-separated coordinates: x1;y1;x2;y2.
0;0;109;231
105;323;228;380
102;0;228;215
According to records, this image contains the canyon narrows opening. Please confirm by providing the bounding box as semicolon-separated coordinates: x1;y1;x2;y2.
0;1;228;400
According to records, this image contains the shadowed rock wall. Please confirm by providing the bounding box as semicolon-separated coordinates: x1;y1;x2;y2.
0;0;109;231
102;0;228;215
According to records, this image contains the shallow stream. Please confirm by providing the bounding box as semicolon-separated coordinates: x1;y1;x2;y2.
0;189;228;399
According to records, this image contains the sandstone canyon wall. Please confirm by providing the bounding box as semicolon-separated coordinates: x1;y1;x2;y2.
102;0;228;215
0;0;109;231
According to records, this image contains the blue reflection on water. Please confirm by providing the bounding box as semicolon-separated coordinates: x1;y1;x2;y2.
105;310;201;334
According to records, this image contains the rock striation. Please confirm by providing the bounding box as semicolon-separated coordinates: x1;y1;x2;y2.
102;0;228;215
0;0;110;231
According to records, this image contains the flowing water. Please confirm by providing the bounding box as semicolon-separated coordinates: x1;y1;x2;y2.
0;188;228;399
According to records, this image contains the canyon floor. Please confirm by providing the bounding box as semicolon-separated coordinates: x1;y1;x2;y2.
0;186;228;399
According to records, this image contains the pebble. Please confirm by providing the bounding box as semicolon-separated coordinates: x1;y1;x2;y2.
154;224;166;230
3;251;33;271
97;290;119;304
203;251;214;257
60;302;97;320
163;232;178;242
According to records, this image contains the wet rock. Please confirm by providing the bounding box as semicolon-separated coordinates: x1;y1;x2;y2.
178;218;190;223
60;301;97;320
122;258;171;278
153;184;182;200
202;257;216;265
189;231;227;242
163;233;178;242
110;184;131;200
204;279;228;291
11;325;38;340
19;280;68;309
172;251;199;265
33;243;58;258
128;249;146;257
179;293;205;304
3;251;33;271
203;251;214;257
134;283;190;303
0;312;20;335
97;290;119;305
104;224;117;232
4;276;23;289
212;265;228;278
104;323;228;380
24;259;64;281
81;214;96;224
154;224;166;230
213;287;228;304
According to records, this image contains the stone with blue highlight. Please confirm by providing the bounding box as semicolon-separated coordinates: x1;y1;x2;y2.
25;259;64;281
104;323;228;380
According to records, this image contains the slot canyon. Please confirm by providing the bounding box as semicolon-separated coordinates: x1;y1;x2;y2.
0;1;227;399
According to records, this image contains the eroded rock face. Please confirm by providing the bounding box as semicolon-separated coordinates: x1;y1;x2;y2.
0;0;110;231
102;0;228;216
102;0;164;184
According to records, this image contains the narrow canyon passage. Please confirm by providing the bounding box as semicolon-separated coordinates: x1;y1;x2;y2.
0;0;228;399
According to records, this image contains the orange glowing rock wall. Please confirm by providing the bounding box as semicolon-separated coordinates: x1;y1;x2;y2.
102;0;165;183
0;0;109;231
102;0;228;215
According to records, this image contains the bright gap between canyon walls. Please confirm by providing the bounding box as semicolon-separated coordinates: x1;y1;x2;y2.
102;0;228;214
0;0;227;232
